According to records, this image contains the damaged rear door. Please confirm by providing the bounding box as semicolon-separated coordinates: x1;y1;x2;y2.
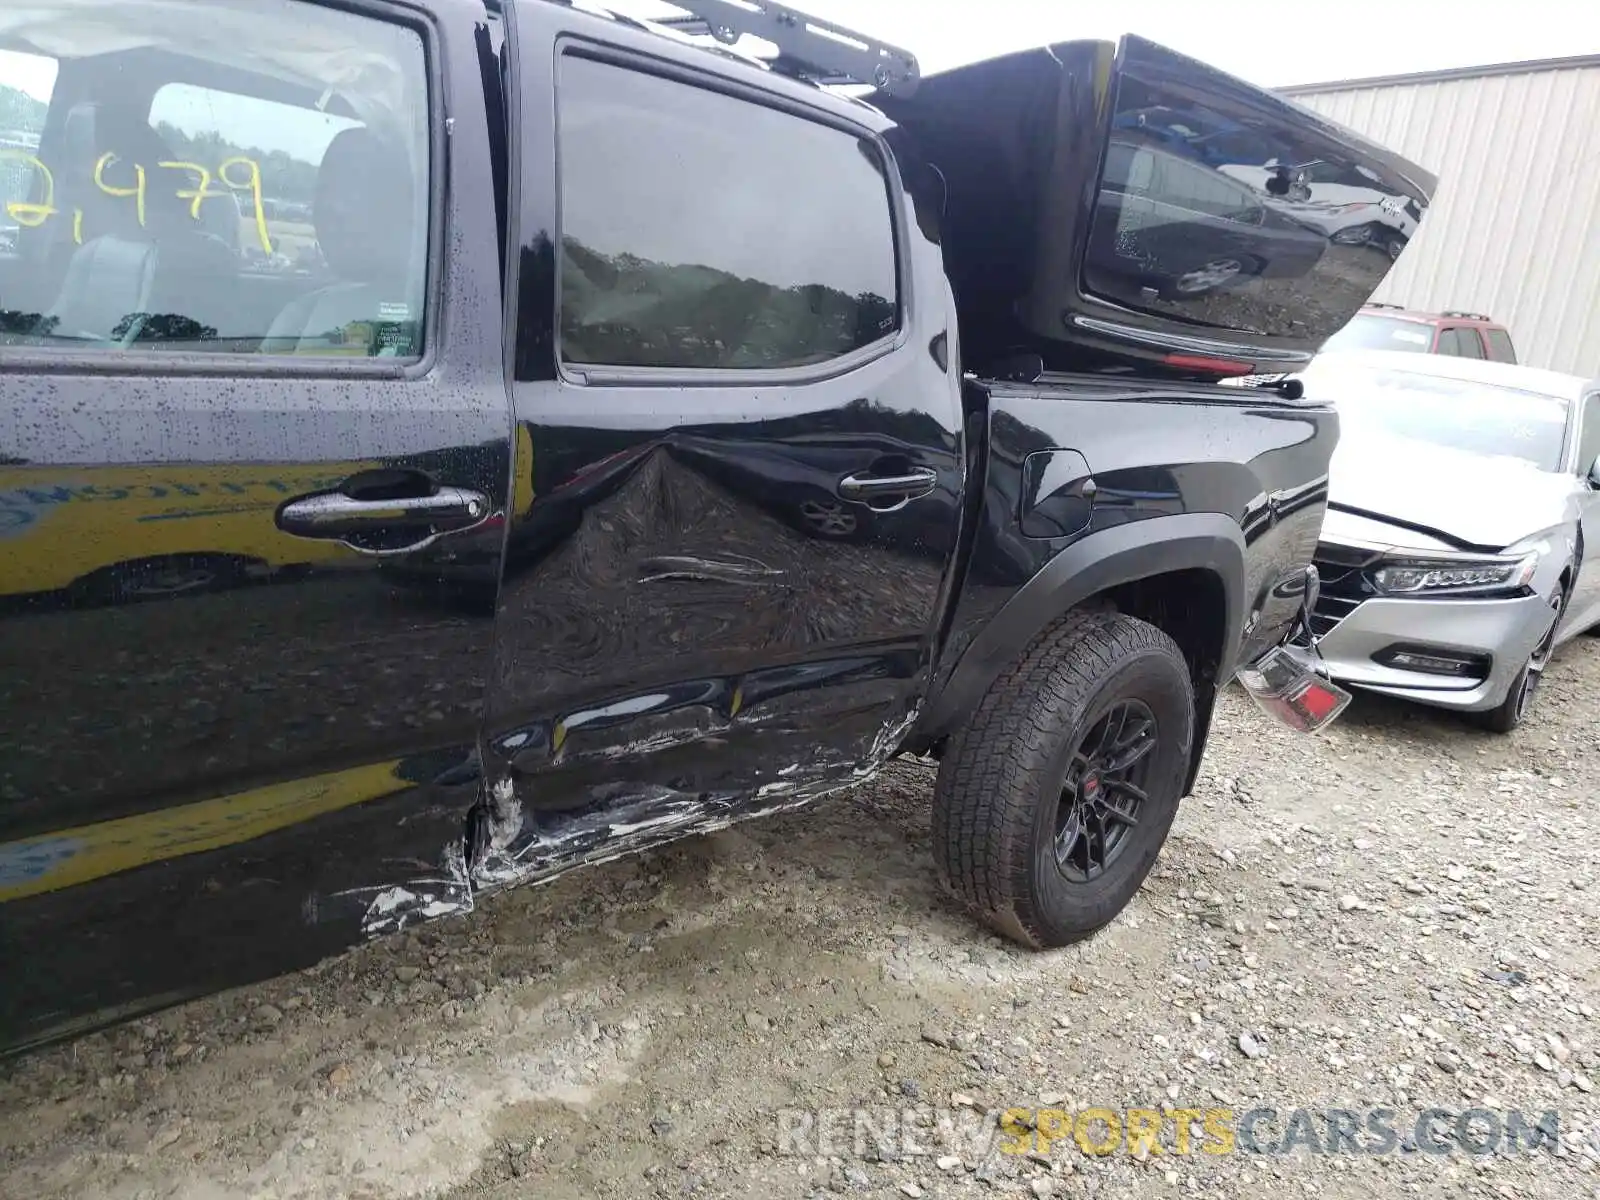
473;2;964;878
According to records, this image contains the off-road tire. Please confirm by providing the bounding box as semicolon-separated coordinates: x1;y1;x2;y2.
933;609;1195;949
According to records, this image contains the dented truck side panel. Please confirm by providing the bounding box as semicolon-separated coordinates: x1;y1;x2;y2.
0;0;1424;1057
910;381;1336;782
475;4;967;877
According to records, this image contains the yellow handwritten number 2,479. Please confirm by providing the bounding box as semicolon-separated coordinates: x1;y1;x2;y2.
0;150;274;255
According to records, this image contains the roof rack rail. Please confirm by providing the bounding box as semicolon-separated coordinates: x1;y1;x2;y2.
1441;309;1492;321
651;0;920;96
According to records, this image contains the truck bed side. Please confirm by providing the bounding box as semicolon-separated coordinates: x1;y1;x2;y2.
912;375;1336;785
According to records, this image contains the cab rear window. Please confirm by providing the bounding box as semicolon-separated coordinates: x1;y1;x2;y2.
0;0;431;359
553;54;900;375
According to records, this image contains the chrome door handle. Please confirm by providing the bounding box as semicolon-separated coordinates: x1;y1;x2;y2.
836;468;938;502
277;486;490;552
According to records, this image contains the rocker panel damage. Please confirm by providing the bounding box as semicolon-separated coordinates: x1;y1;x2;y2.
342;706;923;939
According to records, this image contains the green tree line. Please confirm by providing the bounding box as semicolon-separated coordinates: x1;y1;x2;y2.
562;237;896;370
0;84;46;133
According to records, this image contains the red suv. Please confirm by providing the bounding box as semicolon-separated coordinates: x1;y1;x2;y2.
1320;303;1518;363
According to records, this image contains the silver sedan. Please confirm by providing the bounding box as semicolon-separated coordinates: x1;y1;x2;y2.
1290;350;1600;732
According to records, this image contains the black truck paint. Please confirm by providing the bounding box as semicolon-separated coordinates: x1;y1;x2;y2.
0;0;1431;1055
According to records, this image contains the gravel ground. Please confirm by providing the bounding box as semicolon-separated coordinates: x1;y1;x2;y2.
2;636;1599;1200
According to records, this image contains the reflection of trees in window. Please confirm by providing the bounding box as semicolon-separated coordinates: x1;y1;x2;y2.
0;311;220;344
111;313;218;342
0;310;54;337
560;236;896;370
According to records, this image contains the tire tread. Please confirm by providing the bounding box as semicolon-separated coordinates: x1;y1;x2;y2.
932;609;1193;948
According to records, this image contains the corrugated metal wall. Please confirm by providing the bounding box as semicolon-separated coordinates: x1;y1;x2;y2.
1284;60;1600;376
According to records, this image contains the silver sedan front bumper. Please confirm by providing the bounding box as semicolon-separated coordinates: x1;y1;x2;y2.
1289;590;1556;712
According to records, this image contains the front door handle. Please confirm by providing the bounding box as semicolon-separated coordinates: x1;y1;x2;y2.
836;467;938;503
277;486;490;552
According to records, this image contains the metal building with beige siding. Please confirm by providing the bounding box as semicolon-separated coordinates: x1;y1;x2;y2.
1281;55;1600;376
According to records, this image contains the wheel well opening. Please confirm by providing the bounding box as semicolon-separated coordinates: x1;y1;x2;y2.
1092;568;1228;696
1093;569;1228;794
906;568;1232;765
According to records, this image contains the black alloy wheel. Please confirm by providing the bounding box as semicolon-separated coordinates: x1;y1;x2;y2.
933;610;1195;948
1053;699;1158;883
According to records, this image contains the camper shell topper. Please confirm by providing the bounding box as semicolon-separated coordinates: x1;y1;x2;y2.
875;33;1437;379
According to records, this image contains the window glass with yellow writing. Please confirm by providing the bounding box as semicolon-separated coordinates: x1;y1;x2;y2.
0;0;430;359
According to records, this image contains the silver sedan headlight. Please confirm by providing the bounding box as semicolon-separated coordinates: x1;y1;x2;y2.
1368;550;1540;597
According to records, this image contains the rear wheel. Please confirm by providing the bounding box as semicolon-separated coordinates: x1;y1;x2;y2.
932;610;1195;948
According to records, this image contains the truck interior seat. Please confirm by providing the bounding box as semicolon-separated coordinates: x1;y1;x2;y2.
44;103;238;344
260;127;417;356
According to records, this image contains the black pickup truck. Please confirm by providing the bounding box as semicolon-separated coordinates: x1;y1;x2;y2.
0;0;1434;1055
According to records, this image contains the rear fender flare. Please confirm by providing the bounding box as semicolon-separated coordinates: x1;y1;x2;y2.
919;512;1247;743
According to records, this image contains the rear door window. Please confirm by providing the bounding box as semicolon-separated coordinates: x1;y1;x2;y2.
1485;327;1518;363
1436;327;1483;357
0;0;431;359
555;54;899;374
